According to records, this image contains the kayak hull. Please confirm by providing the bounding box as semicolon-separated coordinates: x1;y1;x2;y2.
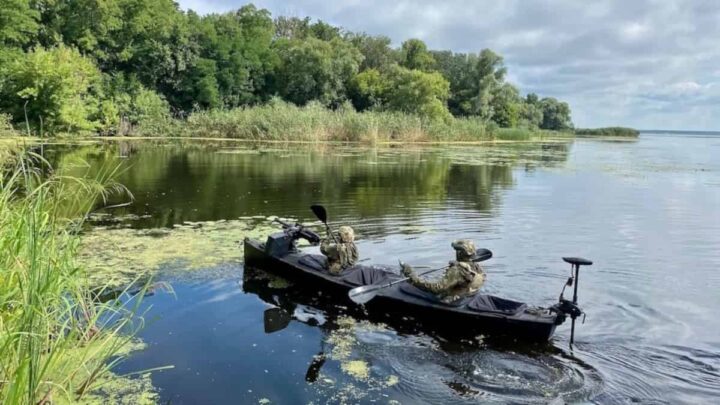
243;237;561;342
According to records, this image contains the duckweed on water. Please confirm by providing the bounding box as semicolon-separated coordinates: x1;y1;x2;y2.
313;316;401;403
79;218;280;289
340;360;370;381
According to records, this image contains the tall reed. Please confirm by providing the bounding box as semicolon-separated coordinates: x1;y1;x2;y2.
0;150;149;404
155;100;549;142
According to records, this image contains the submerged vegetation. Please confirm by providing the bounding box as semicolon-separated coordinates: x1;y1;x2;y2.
0;1;573;140
0;151;155;403
575;127;640;137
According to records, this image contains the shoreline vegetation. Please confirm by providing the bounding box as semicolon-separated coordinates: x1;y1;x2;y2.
0;151;156;403
0;2;577;142
2;100;575;143
574;127;640;137
145;100;567;142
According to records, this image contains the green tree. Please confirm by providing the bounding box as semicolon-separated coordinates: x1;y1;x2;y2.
469;49;506;119
519;93;543;128
39;0;195;102
432;48;506;119
384;66;451;121
539;97;573;130
272;37;362;106
0;0;39;48
490;83;521;127
274;16;311;39
348;33;397;71
0;46;101;133
177;58;220;109
432;50;479;116
349;68;387;111
309;20;341;41
400;39;435;71
185;5;275;108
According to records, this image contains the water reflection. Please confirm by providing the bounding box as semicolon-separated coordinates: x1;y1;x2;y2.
47;140;570;230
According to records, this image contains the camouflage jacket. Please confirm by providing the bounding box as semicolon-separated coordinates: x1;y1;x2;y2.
320;239;359;274
403;261;485;302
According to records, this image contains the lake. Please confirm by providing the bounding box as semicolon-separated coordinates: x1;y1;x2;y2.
49;134;720;404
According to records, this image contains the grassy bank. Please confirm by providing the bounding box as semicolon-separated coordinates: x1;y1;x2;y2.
575;127;639;137
0;151;155;404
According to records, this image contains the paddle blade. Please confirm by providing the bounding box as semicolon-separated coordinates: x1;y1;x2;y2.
348;285;379;305
472;248;493;262
310;204;328;224
264;307;291;333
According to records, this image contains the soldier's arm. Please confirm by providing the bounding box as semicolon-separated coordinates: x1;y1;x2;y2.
416;275;464;294
320;240;337;256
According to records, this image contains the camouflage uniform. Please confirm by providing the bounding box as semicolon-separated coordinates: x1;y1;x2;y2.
320;226;359;275
402;239;485;303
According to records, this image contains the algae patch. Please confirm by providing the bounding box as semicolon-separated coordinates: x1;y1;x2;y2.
341;360;370;381
79;218;278;289
312;316;401;403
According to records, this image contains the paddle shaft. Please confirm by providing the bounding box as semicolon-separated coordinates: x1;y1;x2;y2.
355;265;448;296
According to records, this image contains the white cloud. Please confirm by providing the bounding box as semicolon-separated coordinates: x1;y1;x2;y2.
177;0;720;130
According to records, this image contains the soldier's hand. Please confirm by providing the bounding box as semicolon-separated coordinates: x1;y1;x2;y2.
400;263;413;277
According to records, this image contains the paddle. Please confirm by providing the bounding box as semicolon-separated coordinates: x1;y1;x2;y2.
310;204;338;243
348;248;493;305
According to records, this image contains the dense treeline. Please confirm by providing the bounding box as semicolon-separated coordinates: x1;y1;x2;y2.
0;0;573;136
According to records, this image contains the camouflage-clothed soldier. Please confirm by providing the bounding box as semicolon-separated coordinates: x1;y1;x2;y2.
320;226;359;275
401;239;485;303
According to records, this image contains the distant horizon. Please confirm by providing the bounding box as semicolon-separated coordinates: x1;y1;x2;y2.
638;129;720;134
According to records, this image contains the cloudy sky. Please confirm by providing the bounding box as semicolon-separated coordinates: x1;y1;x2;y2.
177;0;720;130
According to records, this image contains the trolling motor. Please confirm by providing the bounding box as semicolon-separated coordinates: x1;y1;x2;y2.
551;257;592;345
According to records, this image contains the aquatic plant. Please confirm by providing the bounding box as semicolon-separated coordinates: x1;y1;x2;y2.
0;151;155;404
79;218;280;289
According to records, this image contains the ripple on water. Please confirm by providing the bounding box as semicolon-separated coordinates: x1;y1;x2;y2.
340;323;604;404
580;341;720;404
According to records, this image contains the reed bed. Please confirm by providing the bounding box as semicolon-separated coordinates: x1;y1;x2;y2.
168;101;546;142
575;127;639;137
0;151;151;404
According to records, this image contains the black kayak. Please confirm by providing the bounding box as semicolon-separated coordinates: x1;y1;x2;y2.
243;220;589;343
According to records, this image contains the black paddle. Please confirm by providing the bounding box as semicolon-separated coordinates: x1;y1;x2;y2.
310;204;338;243
348;248;493;305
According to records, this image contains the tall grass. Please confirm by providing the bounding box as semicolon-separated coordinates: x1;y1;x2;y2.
148;100;549;142
0;151;149;404
574;127;639;137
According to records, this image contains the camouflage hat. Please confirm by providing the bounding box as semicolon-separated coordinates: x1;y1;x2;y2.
451;239;476;257
338;226;355;243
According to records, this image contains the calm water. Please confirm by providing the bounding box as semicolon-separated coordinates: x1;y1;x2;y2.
51;134;720;404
